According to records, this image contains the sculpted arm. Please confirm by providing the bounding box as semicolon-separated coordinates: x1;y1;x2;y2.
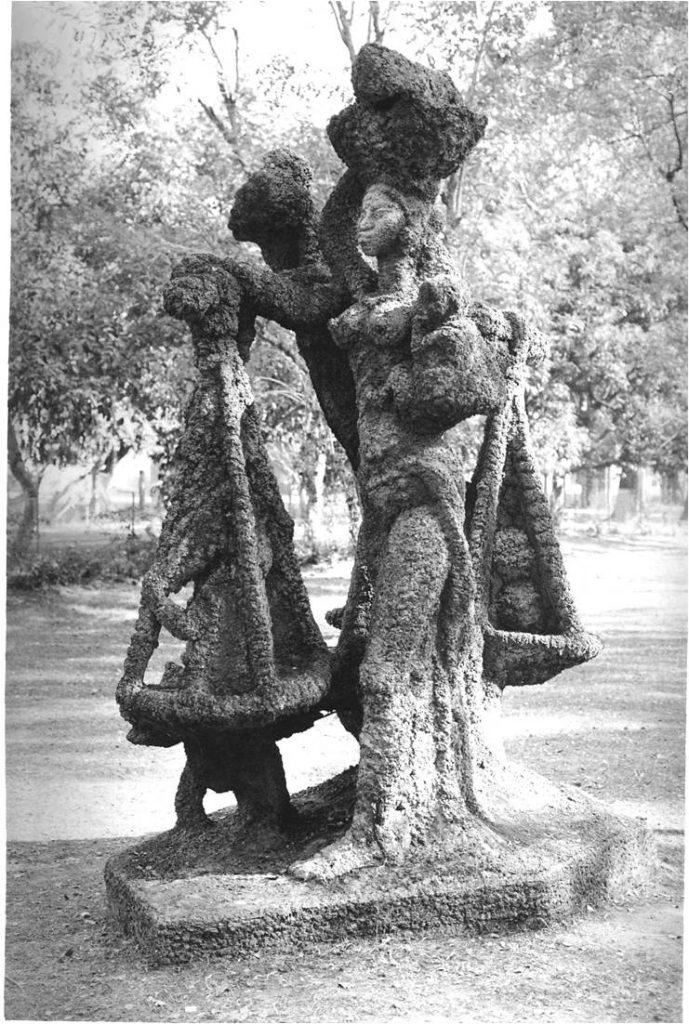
166;253;343;331
164;151;360;468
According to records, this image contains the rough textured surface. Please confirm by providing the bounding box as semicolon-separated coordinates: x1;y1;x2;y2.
328;44;487;199
111;41;633;946
105;768;653;965
116;297;330;825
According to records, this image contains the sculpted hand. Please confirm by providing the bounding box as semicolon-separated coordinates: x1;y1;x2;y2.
163;268;241;336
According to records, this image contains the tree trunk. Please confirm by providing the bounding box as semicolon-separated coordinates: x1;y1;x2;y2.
7;420;41;564
550;474;564;525
298;441;328;560
149;457;163;512
634;465;651;516
88;463;100;522
343;467;361;551
604;464;622;518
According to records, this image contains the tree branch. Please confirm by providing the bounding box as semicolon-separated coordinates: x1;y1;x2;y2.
217;76;239;136
368;1;386;44
330;0;357;64
197;98;232;144
468;0;497;103
233;26;240;96
514;175;540;215
669;190;688;231
665;93;685;180
442;0;496;231
196;98;247;170
192;14;242;147
626;102;688;231
194;15;227;81
216;28;241;134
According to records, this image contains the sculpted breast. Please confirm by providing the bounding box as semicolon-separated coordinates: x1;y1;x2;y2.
328;295;413;352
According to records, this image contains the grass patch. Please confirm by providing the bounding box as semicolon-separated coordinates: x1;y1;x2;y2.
7;532;158;590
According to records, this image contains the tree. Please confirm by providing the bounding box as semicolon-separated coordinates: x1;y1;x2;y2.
547;1;687;231
527;3;688;480
10;0;686;566
367;1;688;485
329;0;389;62
9;36;196;556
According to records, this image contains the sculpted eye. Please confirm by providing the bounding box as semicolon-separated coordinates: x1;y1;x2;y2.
368;204;397;217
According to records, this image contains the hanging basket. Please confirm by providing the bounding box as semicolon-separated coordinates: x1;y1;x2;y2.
468;344;601;690
117;338;333;743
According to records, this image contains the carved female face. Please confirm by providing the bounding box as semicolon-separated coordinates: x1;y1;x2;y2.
357;186;406;257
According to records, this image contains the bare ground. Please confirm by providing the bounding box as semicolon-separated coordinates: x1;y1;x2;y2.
4;536;686;1022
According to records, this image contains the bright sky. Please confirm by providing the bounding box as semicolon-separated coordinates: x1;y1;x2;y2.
10;1;555;129
11;0;362;133
11;0;353;66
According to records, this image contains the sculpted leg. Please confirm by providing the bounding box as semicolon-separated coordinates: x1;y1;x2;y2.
228;736;294;827
291;506;452;880
175;756;210;830
355;506;451;851
176;734;294;831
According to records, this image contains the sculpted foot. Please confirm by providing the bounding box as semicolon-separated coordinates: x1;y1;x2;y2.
289;833;383;882
174;812;214;831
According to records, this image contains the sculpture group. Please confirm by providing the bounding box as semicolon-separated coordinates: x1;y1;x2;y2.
116;44;601;884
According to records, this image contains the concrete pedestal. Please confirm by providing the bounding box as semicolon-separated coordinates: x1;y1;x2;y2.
105;767;653;965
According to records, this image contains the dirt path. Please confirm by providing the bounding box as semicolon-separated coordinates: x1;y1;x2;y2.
5;537;686;1022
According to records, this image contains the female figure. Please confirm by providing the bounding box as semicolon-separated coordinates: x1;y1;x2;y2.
292;184;517;880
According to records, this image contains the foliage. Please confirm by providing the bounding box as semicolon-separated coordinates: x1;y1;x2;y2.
386;0;687;474
9;3;341;485
9;0;688;561
249;320;359;559
10;41;194;480
7;532;158;590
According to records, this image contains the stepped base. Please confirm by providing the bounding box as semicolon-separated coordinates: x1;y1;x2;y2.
105;767;653;965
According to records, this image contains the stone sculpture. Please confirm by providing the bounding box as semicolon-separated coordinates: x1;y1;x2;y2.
108;44;649;961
